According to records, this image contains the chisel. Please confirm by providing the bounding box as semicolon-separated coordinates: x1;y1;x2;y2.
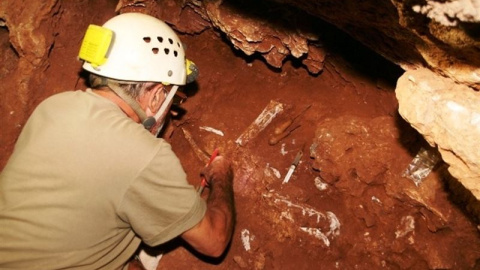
283;149;303;184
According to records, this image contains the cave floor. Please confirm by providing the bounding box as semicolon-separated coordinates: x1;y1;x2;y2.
135;29;480;269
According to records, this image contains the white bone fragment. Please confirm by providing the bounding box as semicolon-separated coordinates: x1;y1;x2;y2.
235;100;284;146
241;229;251;251
199;126;224;136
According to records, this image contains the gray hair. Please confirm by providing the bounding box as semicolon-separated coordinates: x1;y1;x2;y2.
88;73;158;99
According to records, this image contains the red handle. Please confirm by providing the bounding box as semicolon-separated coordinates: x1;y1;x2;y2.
198;148;220;193
206;148;220;166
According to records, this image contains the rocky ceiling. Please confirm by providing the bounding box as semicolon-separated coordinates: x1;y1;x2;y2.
1;0;480;199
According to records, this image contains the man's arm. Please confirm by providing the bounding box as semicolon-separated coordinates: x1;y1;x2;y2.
181;156;235;257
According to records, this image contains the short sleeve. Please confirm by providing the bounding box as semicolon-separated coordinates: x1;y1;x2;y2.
117;142;207;246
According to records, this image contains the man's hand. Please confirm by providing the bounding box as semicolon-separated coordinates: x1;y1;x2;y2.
181;156;235;257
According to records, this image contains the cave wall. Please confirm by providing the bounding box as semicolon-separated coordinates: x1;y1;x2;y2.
1;0;480;200
143;0;480;89
268;0;480;89
0;0;60;166
0;0;117;167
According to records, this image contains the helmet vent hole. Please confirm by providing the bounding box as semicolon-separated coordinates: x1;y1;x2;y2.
168;70;173;76
157;36;163;43
174;51;178;57
164;48;170;55
177;42;180;47
152;48;159;54
143;37;151;43
168;38;173;44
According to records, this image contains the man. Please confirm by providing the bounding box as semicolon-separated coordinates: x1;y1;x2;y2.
0;12;235;269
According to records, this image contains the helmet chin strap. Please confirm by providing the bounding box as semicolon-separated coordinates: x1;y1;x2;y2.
154;85;178;122
107;81;178;134
152;85;178;137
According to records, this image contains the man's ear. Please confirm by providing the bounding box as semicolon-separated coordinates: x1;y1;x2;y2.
148;84;165;113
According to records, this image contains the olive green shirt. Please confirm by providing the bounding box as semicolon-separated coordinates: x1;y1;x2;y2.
0;89;206;269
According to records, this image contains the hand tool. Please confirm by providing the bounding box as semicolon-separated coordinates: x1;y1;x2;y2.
269;124;301;145
283;149;303;184
198;148;220;194
273;104;311;135
269;104;311;145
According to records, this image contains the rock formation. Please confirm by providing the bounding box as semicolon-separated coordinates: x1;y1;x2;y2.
397;68;480;199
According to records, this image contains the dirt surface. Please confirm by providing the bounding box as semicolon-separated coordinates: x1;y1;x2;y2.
150;30;480;269
2;2;480;269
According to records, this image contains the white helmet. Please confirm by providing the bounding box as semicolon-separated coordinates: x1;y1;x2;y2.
82;13;187;85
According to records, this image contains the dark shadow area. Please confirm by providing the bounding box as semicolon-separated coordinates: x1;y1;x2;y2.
180;79;199;99
214;0;404;89
137;236;233;266
75;69;90;89
461;22;480;40
441;166;480;225
394;112;430;158
317;23;404;90
0;25;20;79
